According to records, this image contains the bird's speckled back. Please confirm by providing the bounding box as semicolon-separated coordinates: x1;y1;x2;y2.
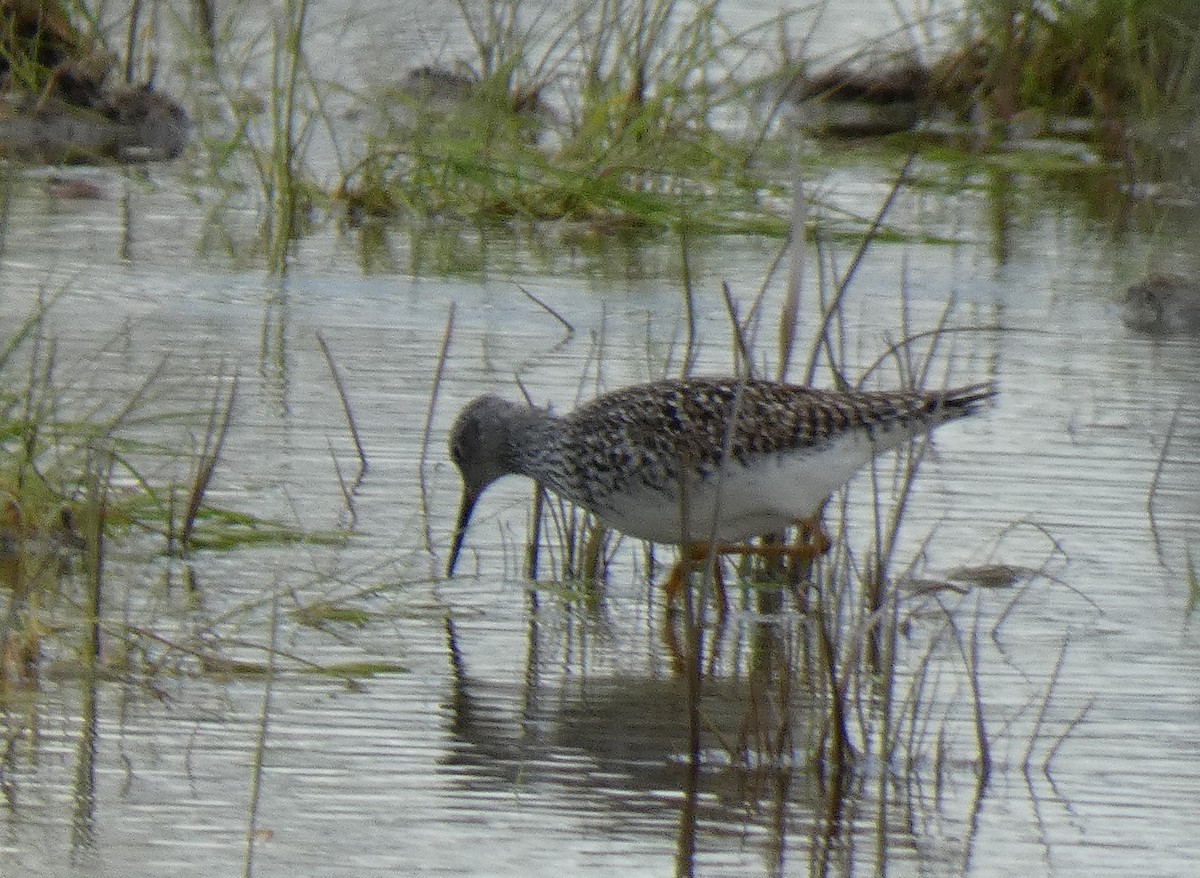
551;377;993;504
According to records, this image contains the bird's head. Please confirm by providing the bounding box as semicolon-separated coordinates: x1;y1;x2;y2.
446;395;525;576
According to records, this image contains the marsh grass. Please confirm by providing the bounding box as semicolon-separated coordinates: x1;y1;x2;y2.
263;0;314;271
335;0;796;236
0;0;107;97
67;1;909;268
0;296;349;691
945;0;1200;164
0;0;320;261
133;0;341;269
54;0;1184;275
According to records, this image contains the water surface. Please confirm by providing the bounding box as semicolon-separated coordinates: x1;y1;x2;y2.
3;2;1200;876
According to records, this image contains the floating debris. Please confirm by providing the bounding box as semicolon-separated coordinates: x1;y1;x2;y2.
943;563;1028;589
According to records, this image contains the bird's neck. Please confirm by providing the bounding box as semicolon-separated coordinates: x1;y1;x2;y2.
505;407;562;480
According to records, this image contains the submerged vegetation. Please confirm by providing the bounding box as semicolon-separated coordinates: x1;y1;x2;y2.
0;296;355;692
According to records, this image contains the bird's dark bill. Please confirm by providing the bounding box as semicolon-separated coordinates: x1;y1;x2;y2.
446;490;478;577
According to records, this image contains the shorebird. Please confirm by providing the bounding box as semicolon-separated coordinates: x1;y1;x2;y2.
1121;273;1200;334
446;377;995;598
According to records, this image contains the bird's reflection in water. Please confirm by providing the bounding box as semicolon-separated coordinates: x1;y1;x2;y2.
438;591;853;876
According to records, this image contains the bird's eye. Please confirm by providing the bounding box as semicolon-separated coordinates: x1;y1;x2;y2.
451;422;477;463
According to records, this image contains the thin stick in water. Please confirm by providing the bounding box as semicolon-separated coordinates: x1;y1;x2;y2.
519;285;575;340
316;330;368;482
181;372;238;553
719;282;753;378
778;157;807;378
804;150;917;387
679;225;699;376
419;305;456;555
243;593;281;878
328;438;357;529
1147;401;1182;568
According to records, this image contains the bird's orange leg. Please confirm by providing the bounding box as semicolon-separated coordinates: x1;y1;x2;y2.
733;517;830;559
661;544;731;677
662;543;728;617
662;516;831;645
793;515;832;558
706;516;832;579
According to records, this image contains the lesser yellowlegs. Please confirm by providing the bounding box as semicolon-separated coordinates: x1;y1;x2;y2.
446;377;995;587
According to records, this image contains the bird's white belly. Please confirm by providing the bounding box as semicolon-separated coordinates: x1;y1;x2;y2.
591;433;881;544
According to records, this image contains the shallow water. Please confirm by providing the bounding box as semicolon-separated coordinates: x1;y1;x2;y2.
5;2;1200;876
4;154;1200;877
